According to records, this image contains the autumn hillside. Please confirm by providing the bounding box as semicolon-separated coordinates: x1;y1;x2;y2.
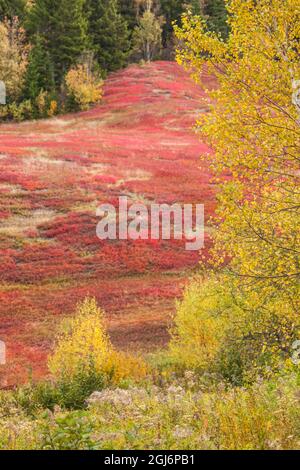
0;61;216;386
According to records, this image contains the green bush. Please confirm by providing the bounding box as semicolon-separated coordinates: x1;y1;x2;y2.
40;411;98;450
0;99;34;121
169;275;237;372
15;366;105;413
169;275;300;385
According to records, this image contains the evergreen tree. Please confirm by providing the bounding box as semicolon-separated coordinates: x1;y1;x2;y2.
27;0;87;86
0;0;25;21
86;0;130;72
119;0;137;33
159;0;185;45
189;0;203;16
203;0;228;38
24;35;55;100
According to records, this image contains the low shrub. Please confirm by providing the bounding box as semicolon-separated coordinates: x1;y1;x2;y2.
48;297;148;388
65;65;103;111
0;93;58;121
35;90;58;118
169;275;300;385
0;100;34;121
39;411;98;450
15;368;105;412
2;371;299;450
169;275;234;372
9;298;148;413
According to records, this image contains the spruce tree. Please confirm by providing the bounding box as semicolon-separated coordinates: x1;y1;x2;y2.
203;0;228;38
24;35;55;101
0;0;25;21
86;0;130;72
159;0;185;45
119;0;137;33
27;0;87;86
189;0;202;16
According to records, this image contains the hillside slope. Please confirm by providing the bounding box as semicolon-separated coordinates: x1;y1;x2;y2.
0;61;215;385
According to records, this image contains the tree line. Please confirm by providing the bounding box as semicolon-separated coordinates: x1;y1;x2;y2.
0;0;228;119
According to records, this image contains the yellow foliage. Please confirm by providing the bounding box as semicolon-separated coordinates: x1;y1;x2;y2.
65;65;103;110
48;298;147;385
48;100;58;117
35;90;48;116
36;91;58;118
209;386;290;450
0;18;29;101
169;275;300;382
169;276;233;369
105;350;148;384
174;0;300;350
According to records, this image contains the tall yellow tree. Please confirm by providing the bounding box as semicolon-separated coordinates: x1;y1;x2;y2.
0;17;28;101
174;1;300;326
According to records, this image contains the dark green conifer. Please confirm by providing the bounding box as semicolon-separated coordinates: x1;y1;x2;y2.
27;0;88;85
24;35;55;100
0;0;26;21
86;0;130;72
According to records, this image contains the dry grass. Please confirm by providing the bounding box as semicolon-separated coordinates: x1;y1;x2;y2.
0;209;58;236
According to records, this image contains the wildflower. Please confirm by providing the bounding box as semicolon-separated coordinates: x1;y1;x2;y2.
167;385;184;395
184;371;195;382
173;425;193;439
87;389;131;406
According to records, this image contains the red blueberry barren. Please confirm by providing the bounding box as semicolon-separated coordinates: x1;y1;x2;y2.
0;61;216;386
